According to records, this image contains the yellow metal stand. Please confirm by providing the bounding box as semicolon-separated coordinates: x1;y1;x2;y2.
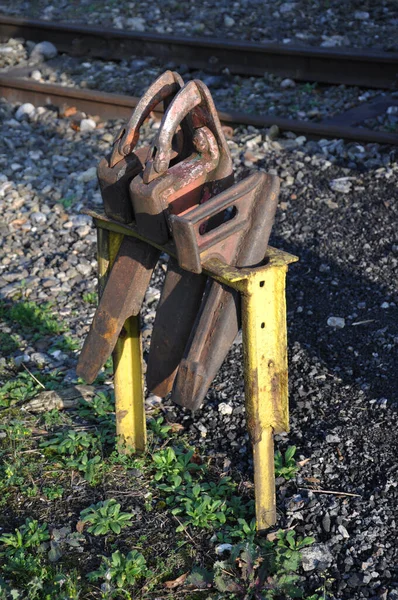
90;211;297;529
97;228;146;454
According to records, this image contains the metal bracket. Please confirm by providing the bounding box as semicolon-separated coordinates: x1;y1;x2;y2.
85;208;298;531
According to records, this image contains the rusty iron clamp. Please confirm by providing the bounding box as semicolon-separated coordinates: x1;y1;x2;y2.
130;79;234;396
77;71;187;383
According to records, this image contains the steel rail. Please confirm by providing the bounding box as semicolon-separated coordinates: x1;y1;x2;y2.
0;15;398;89
0;75;397;146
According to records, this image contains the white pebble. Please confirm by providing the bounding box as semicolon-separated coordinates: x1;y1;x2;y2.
329;177;352;194
218;402;233;416
381;302;389;309
10;163;22;171
15;103;35;120
279;2;296;13
77;166;97;182
79;118;97;132
223;15;235;27
280;78;296;89
215;543;232;555
354;10;369;20
30;40;57;60
30;211;47;225
126;17;146;31
31;70;42;81
327;316;345;329
387;106;398;115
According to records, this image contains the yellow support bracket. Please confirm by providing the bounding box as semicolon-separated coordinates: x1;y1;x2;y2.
97;228;146;454
90;210;298;528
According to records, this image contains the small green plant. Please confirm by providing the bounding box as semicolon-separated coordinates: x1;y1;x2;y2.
0;519;50;555
172;484;227;531
43;484;64;500
8;301;66;336
80;499;134;535
58;194;76;209
148;416;171;440
152;447;202;482
82;291;97;305
274;445;298;480
40;430;99;456
0;372;39;408
87;549;150;591
188;531;316;599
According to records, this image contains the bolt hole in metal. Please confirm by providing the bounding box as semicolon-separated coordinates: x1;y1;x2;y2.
261;322;265;328
259;281;265;287
199;205;238;235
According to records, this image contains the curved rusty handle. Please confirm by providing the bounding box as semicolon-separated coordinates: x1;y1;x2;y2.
143;79;233;185
143;81;202;180
109;70;184;168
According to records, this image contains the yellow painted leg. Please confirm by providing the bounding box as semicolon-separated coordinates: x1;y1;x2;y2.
241;264;289;530
97;228;146;454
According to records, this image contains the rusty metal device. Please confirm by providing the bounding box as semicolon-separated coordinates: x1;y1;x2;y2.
77;71;299;531
77;71;187;383
98;70;185;223
130;80;234;396
171;171;280;410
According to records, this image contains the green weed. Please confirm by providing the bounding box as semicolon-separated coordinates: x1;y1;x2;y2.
87;549;150;592
80;499;134;535
274;445;298;480
82;292;97;305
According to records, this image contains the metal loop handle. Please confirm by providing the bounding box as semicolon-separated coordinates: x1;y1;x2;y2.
109;70;184;168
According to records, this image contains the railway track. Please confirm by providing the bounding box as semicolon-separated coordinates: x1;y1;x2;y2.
0;15;397;145
0;15;398;90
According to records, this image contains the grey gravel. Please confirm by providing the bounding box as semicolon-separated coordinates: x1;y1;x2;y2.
0;89;397;599
1;0;397;50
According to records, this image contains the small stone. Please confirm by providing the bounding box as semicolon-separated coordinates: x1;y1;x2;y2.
31;70;42;81
79;118;96;132
77;166;97;182
76;262;92;276
326;434;341;443
215;543;232;555
30;211;47;225
330;177;352;194
30;41;57;60
338;524;350;539
76;225;91;238
218;402;233;416
15;103;35;120
280;78;296;89
387;106;398;115
381;302;389;309
126;17;146;31
279;2;296;13
354;10;370;20
14;354;30;367
10;163;22;171
224;15;235;27
322;515;331;532
268;124;280;140
301;544;333;572
319;264;330;273
327;316;345;328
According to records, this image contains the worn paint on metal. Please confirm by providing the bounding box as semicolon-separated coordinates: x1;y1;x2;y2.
241;264;290;530
172;172;280;411
76;235;159;383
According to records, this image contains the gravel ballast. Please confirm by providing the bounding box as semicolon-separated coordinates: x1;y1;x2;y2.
1;0;398;50
0;90;397;599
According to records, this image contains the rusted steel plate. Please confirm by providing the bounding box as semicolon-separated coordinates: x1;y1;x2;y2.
146;259;207;396
139;79;235;396
172;172;280;411
76;236;160;383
